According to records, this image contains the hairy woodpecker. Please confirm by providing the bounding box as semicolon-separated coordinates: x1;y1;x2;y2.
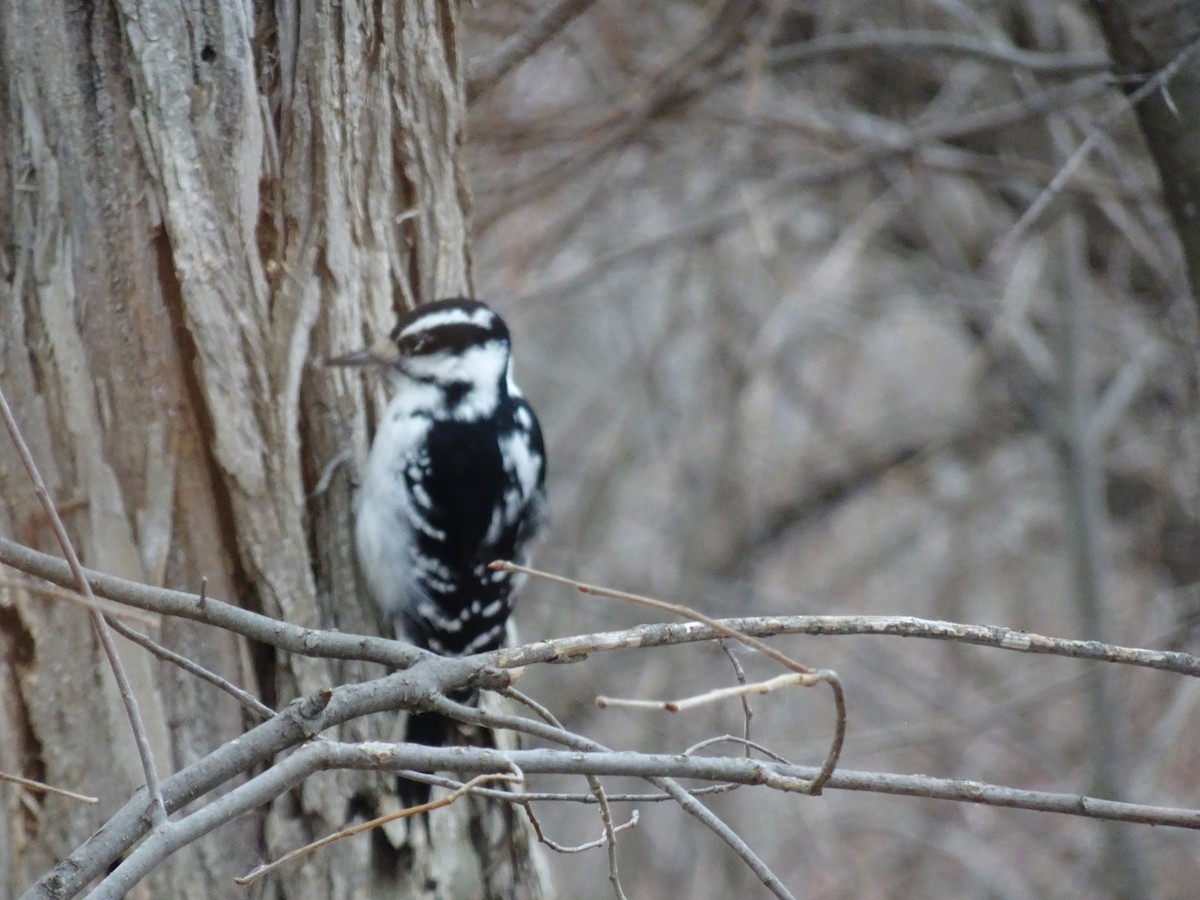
330;298;546;805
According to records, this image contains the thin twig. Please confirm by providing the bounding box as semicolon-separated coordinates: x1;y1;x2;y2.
992;36;1200;264
382;773;737;805
510;77;1113;307
495;560;845;793
1087;341;1163;446
495;558;806;669
235;770;522;885
0;534;425;669
594;777;629;900
502;687;629;899
107;619;276;721
0;573;161;627
525;805;640;853
473;0;758;224
598;670;818;712
650;774;796;900
0;771;98;804
765;29;1108;76
718;640;754;750
308;446;354;499
492;613;1200;678
0;386;168;825
502;684;562;726
51;675;1200;898
431;695;795;899
467;0;600;102
683;735;791;764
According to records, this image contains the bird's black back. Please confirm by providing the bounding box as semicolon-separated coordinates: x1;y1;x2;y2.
398;394;546;656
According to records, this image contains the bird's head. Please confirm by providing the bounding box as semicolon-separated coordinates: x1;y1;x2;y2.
328;298;516;415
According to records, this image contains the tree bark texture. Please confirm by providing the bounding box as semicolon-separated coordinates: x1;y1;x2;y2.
0;2;542;896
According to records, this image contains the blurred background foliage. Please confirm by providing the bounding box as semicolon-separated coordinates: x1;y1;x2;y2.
461;1;1200;896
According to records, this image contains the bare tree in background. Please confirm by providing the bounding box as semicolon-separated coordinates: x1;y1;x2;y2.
5;1;1200;898
1;1;543;896
465;1;1200;897
1090;1;1200;298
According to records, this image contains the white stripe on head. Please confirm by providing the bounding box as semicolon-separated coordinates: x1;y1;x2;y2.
399;305;497;338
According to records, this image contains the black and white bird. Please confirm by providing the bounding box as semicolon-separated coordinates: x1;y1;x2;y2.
329;298;546;801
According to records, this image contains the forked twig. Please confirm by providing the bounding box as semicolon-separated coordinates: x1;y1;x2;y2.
494;560;845;793
435;695;796;900
503;686;630;898
524;803;640;853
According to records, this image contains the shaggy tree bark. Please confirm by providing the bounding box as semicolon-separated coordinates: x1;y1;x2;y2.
0;1;543;896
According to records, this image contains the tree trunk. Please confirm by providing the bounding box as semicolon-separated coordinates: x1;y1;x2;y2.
1089;0;1200;302
0;2;543;896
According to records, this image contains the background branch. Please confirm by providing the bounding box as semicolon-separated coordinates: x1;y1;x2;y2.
0;387;167;825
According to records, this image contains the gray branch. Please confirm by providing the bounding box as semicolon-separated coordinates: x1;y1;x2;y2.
467;0;599;102
91;740;1200;898
9;531;1200;898
3;535;1198;679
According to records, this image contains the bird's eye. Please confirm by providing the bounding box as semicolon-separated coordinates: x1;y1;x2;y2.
407;334;435;354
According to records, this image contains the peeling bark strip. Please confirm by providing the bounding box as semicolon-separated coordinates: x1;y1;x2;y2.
1;1;542;896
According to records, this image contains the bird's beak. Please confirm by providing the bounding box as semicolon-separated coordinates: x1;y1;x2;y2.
326;338;400;368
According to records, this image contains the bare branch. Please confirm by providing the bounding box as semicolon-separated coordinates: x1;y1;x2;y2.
598;670;816;712
122;740;1200;829
1088;341;1164;445
648;773;796;900
106;619;276;721
764;29;1109;76
0;771;97;804
514;76;1114;307
501;686;629;897
467;0;599;102
10;536;1200;897
0;534;422;668
0;573;161;627
684;735;790;764
30;651;1200;897
718;639;755;749
431;693;795;899
235;771;521;886
496;560;846;793
992;36;1200;265
496;614;1200;678
497;560;807;671
4;533;1199;683
523;805;640;854
0;386;168;825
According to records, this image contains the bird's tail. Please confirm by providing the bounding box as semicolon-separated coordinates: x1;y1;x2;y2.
398;690;492;810
398;709;455;809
